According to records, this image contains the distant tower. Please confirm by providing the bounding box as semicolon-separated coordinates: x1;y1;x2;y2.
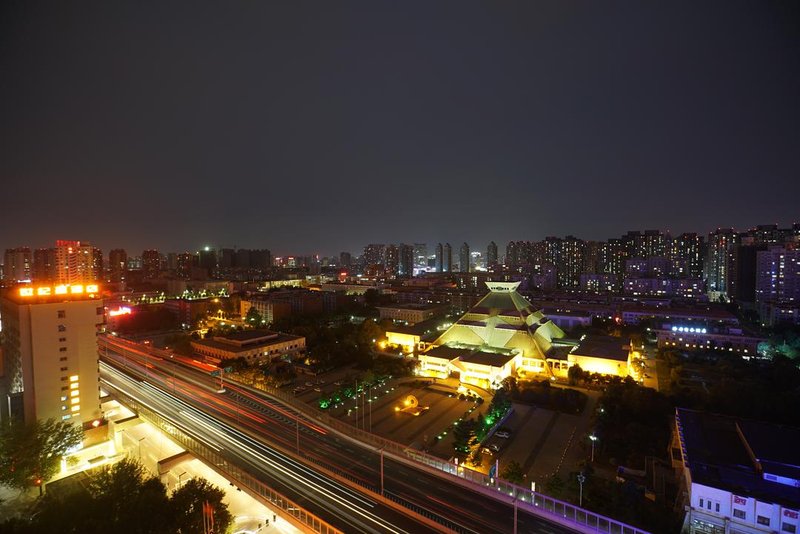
443;243;452;273
435;243;443;273
487;241;498;269
459;243;470;273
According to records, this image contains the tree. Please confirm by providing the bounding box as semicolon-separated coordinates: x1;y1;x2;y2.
89;458;172;533
0;418;83;492
170;477;233;534
568;364;585;386
500;460;525;484
245;306;263;326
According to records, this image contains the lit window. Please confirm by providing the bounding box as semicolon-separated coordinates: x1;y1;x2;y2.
71;405;80;412
69;375;79;382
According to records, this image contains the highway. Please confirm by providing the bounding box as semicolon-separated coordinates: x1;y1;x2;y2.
99;335;576;534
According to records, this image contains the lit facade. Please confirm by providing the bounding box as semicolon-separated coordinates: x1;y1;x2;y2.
567;335;631;377
0;284;103;427
191;329;305;364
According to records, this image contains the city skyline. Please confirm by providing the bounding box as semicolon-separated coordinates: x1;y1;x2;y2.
1;2;798;256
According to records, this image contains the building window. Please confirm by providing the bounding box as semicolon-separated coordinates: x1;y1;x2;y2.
59;347;67;352
783;523;797;533
60;367;68;372
733;509;746;520
59;337;66;342
715;503;720;513
59;357;67;362
699;498;704;508
58;325;66;332
758;516;771;526
57;310;66;318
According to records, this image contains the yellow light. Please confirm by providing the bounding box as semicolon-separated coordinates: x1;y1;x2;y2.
70;397;80;405
86;284;99;293
70;390;79;397
19;288;34;297
69;375;79;382
55;285;68;295
37;287;52;296
70;383;79;390
70;285;84;294
71;405;80;412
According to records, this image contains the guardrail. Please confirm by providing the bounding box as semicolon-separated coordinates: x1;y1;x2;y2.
105;380;344;534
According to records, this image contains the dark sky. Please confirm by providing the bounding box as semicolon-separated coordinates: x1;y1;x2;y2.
1;2;798;257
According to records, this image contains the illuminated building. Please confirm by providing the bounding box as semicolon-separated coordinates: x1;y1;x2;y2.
54;240;101;285
669;232;704;278
2;247;32;282
435;243;444;272
377;303;446;325
0;283;103;426
412;243;427;271
384;244;399;275
418;282;567;387
706;228;738;299
673;408;800;534
655;323;764;355
363;244;385;269
191;330;305;365
487;241;498;269
142;249;161;279
567;335;631;377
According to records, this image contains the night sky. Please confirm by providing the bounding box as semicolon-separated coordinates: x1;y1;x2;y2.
1;2;798;257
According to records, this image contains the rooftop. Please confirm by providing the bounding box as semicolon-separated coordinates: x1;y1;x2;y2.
676;408;800;508
572;335;629;362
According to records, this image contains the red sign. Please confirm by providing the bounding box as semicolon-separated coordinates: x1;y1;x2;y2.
785;509;799;519
733;495;747;505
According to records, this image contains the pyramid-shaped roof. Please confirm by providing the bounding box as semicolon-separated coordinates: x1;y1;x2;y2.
430;281;565;360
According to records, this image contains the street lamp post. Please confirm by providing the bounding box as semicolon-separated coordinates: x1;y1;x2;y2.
577;473;586;507
589;434;598;463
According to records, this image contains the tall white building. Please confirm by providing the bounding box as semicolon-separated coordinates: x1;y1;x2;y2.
1;283;104;427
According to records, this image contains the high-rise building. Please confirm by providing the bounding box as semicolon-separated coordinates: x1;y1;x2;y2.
443;243;452;273
559;235;585;288
220;248;236;269
108;249;128;282
142;249;161;279
33;248;57;282
363;244;385;268
250;249;271;269
384;244;399;275
412;243;427;270
487;241;498;269
669;233;704;279
54;240;99;285
756;245;800;306
706;229;737;296
176;253;195;279
435;243;443;273
398;244;414;277
1;283;104;426
459;242;470;273
198;247;218;276
505;241;518;270
234;249;251;269
339;252;352;269
3;247;32;282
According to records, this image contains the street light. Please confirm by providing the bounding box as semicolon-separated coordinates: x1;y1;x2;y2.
589;434;598;462
577;473;586;507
